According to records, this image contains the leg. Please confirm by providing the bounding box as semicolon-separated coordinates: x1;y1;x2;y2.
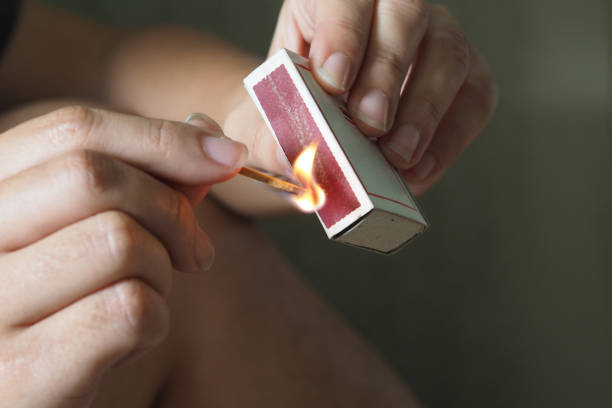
150;199;421;407
1;101;419;407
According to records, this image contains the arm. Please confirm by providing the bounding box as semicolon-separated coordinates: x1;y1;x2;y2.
0;103;249;407
0;1;248;120
0;0;292;216
0;1;119;107
0;1;497;218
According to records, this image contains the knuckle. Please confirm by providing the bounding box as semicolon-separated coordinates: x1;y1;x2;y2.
46;105;98;148
291;0;312;27
430;4;452;18
165;189;191;229
110;279;169;342
334;15;369;39
95;211;144;269
386;0;429;23
318;14;367;52
62;150;120;197
373;46;406;81
147;119;179;160
466;73;499;120
94;210;173;299
431;28;471;73
414;94;444;129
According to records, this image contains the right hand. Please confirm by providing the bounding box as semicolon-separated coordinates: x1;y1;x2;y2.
0;106;247;407
225;2;497;197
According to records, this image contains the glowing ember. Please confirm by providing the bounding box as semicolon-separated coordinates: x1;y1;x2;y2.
290;143;326;212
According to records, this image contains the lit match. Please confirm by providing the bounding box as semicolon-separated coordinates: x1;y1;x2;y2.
239;166;305;195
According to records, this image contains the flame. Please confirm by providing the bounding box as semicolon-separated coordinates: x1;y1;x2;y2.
290;143;326;212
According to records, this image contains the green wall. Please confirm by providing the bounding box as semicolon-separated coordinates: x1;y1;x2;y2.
45;0;612;406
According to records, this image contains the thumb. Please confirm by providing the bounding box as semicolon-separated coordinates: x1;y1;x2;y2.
223;97;293;177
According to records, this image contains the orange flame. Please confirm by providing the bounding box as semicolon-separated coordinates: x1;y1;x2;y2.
290;143;326;212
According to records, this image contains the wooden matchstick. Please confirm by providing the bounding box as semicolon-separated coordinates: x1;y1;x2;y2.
239;166;305;195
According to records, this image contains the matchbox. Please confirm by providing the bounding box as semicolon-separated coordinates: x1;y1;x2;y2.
244;49;428;254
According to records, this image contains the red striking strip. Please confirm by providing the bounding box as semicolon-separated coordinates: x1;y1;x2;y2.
366;192;417;211
293;65;418;213
253;65;360;228
295;63;311;71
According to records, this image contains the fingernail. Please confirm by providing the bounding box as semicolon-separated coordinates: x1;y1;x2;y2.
202;136;248;169
185;112;223;133
319;52;351;91
357;90;389;131
413;152;436;181
194;227;215;272
383;124;421;167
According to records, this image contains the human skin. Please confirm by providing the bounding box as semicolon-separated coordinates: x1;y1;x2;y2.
0;102;422;408
0;0;497;406
0;105;249;406
1;0;497;215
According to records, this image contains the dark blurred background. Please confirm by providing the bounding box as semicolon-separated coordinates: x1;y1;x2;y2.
46;0;612;406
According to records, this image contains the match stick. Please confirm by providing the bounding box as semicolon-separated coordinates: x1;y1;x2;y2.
239;166;305;195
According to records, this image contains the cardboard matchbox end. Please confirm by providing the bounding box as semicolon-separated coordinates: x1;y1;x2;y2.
244;49;428;254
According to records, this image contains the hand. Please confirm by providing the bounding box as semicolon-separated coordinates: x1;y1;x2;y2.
226;1;497;196
0;106;246;407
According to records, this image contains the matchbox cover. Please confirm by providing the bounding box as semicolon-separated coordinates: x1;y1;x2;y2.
244;49;428;254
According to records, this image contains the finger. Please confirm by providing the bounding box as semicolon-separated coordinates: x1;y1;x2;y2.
307;0;375;93
185;112;224;133
18;279;169;406
223;96;293;177
0;211;173;326
173;183;212;206
268;0;310;57
403;49;498;194
379;5;471;168
181;112;225;203
347;0;429;135
0;106;248;183
0;150;214;273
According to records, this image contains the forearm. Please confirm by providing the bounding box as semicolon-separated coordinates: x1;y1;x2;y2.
0;1;293;216
104;29;297;216
0;2;249;120
0;1;119;108
103;27;252;122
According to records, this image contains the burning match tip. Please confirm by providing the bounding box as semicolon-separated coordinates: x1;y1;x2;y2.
239;167;305;195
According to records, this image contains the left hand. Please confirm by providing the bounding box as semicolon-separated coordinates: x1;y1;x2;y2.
225;1;497;196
